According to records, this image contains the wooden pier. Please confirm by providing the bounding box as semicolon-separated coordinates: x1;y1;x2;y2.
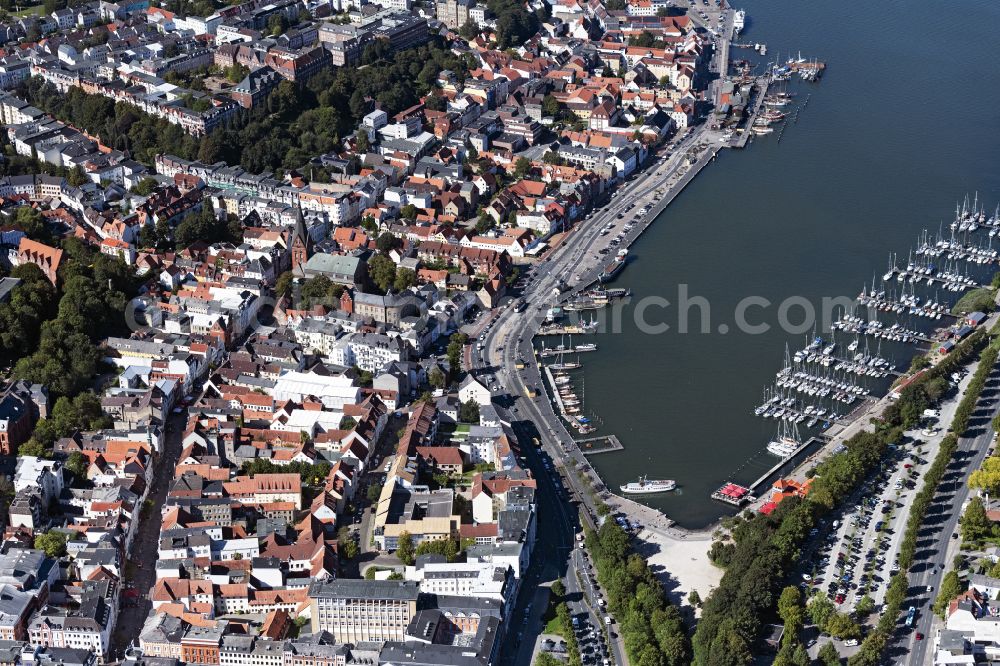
543;365;570;418
884;270;985;291
747;437;825;495
734;77;771;149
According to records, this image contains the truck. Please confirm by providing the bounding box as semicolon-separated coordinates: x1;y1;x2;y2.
513;299;528;313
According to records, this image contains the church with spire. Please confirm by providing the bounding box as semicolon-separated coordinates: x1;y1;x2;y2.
290;206;312;274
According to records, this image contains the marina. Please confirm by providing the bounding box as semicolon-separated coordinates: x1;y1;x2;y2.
542;365;599;434
539;0;1000;529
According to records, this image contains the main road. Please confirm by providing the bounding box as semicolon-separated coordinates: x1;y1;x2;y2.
476;105;727;666
901;362;1000;666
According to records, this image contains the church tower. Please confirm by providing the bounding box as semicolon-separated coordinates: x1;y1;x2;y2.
290;206;312;273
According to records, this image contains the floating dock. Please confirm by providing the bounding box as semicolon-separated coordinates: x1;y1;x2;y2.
712;482;753;506
576;435;624;455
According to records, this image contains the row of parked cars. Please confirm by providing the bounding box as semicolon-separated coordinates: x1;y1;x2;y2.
804;444;919;618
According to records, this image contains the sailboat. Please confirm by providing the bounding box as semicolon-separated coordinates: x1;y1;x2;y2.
766;420;802;458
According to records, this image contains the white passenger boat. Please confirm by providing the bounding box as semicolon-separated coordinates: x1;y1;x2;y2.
620;476;676;494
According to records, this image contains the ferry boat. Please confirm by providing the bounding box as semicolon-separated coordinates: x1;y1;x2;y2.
598;256;627;283
620;476;676;494
586;287;630;300
733;9;746;34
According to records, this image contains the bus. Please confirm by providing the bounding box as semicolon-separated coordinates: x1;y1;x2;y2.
905;606;916;628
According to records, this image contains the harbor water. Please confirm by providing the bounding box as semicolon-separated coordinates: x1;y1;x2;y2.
575;0;1000;528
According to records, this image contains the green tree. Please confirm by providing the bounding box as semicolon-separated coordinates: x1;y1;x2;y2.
969;458;1000;495
933;570;964;617
542;93;561;117
14;206;50;243
825;612;860;640
393;268;416;292
818;641;840;666
808;593;835;629
551;579;566;599
961;495;992;541
512;156;532;180
459;399;480;423
688;589;701;606
415;538;460;562
429;368;446;389
355;129;371;153
376;232;400;253
446;333;467;378
337;527;359;559
34;531;67;558
855;594;875;617
778;586;802;625
475;213;493;234
18;439;48;458
367;483;383;503
132;177;159;196
225;64;250;83
0;264;57;366
275;271;294;299
368;254;397;293
400;203;418;220
65;451;89;478
67;165;88;186
267;12;289;35
396;531;415;565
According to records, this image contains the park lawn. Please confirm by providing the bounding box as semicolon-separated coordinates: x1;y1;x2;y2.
13;5;45;16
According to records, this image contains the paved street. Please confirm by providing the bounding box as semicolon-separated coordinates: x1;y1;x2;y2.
899;363;1000;665
109;410;185;659
477;126;728;666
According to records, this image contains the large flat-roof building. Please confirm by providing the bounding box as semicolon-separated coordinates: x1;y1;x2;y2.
308;579;419;644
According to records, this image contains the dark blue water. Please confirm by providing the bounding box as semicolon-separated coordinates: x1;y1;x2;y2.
572;0;1000;528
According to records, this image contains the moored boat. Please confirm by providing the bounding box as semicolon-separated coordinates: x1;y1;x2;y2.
620;476;676;494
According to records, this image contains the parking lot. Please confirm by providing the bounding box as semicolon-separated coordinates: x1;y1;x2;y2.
798;367;974;657
808;443;925;608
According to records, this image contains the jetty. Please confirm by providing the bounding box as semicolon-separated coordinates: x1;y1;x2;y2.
734;77;771;149
746;437;824;496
